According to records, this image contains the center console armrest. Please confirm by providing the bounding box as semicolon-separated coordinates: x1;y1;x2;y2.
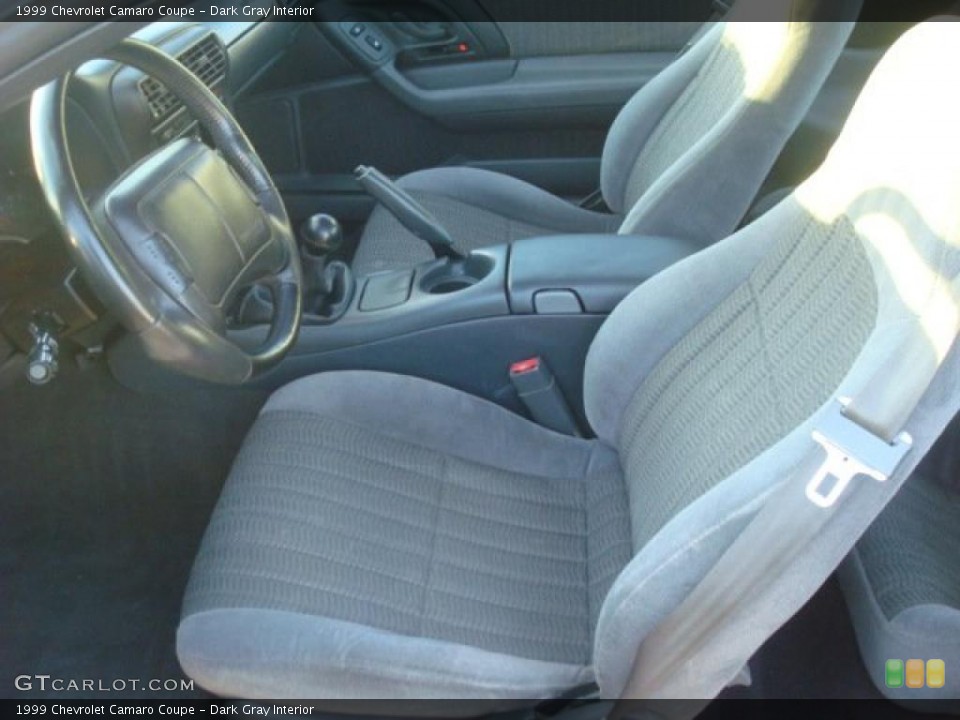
508;234;701;314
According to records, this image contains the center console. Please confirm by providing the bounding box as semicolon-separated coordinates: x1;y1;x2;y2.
110;231;699;426
232;233;700;358
237;233;695;419
507;234;702;314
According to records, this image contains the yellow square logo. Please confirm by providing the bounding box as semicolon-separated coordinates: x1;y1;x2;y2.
927;659;946;689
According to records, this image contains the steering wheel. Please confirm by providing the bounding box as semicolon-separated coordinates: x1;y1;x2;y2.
30;39;302;384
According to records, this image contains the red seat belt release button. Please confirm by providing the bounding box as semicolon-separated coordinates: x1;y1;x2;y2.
508;356;581;437
509;357;541;376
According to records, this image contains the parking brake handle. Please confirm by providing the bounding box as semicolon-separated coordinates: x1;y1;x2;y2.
354;165;463;261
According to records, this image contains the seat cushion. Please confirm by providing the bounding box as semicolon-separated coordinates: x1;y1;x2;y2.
177;371;631;701
839;475;960;702
351;167;618;276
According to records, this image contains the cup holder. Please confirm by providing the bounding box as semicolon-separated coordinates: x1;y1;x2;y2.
420;253;495;295
429;278;476;294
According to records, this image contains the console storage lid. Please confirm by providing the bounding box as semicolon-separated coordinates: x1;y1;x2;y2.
507;234;701;314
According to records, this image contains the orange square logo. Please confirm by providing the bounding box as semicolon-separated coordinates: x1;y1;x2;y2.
906;659;925;688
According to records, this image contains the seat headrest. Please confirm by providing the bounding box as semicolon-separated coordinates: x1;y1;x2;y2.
796;19;960;429
801;19;960;243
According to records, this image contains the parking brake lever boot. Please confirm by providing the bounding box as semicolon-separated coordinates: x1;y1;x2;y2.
354;165;463;261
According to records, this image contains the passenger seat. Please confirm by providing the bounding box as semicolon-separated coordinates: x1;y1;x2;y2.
839;448;960;702
351;0;862;275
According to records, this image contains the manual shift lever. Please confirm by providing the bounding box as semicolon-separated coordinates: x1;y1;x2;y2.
296;213;354;322
300;213;343;257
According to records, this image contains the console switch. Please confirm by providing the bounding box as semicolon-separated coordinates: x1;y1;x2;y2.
340;20;389;61
534;290;582;315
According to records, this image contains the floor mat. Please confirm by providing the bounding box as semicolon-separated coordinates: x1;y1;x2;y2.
0;361;265;699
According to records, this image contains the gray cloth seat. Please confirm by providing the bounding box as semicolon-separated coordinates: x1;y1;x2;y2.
178;372;630;699
351;0;860;276
178;21;960;704
839;474;960;702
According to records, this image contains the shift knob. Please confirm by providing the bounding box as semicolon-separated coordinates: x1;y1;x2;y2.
300;214;342;256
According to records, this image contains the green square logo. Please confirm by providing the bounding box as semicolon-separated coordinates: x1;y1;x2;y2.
886;659;905;688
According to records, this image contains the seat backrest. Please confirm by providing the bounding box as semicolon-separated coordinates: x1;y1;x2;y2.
584;19;960;696
601;0;860;245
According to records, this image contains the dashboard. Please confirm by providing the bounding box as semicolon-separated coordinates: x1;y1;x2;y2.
0;17;293;385
68;24;232;198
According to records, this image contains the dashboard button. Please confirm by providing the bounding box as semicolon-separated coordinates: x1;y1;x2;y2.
349;22;365;37
364;35;383;52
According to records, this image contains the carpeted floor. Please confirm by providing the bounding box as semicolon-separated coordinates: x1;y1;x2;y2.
0;358;954;706
0;361;265;699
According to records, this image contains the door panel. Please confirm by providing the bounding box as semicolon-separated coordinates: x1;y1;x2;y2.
365;50;686;128
489;21;703;57
476;0;712;28
231;5;713;240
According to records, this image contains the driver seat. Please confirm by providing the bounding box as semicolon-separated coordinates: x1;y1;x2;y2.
177;21;960;703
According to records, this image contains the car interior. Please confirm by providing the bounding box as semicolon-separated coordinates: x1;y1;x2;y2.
1;0;959;713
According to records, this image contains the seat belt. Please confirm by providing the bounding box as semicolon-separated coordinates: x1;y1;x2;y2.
610;324;960;717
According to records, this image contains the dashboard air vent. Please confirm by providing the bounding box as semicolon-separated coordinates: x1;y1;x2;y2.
138;34;226;126
179;34;227;89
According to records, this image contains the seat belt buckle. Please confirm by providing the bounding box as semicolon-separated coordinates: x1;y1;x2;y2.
806;399;913;509
509;356;582;437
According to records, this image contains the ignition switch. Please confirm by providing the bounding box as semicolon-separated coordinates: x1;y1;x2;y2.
25;311;64;386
